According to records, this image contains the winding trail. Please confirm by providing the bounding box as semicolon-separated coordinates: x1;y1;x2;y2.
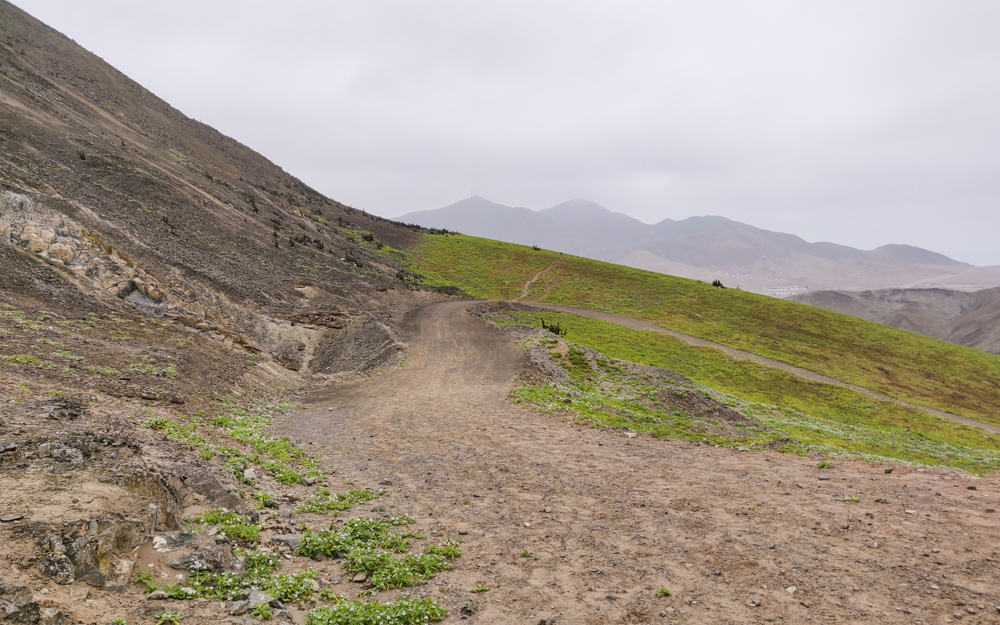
528;301;1000;435
515;262;558;301
275;300;1000;624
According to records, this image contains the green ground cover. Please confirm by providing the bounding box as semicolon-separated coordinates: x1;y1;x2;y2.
488;309;1000;474
409;234;1000;426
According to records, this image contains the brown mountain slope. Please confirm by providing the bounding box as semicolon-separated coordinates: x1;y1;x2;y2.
792;286;1000;354
0;0;443;372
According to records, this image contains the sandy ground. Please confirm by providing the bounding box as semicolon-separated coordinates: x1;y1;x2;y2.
277;301;1000;625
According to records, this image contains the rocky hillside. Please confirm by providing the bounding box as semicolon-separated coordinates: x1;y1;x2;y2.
0;2;453;624
792;286;1000;354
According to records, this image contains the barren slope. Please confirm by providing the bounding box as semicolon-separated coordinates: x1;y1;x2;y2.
794;287;1000;355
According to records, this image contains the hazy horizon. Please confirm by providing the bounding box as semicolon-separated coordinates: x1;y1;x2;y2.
12;1;1000;265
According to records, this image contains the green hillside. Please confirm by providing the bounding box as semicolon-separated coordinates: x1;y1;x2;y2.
407;234;1000;426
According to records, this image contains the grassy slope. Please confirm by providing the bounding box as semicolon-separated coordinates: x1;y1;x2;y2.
409;234;1000;426
492;309;1000;474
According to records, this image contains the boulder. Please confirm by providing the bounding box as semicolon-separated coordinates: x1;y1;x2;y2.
269;535;302;551
151;531;244;575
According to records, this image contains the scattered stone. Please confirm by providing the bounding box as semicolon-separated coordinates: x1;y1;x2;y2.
817;475;830;481
986;508;996;513
884;468;893;474
953;611;963;619
379;478;392;485
966;607;977;614
875;498;889;504
300;476;317;486
0;441;16;452
39;608;65;625
624;432;636;439
748;600;761;607
905;510;917;514
736;446;749;452
786;587;796;594
274;609;292;621
544;507;552;513
248;589;277;608
229;601;249;615
605;595;617;601
352;572;367;583
37;443;52;458
243;468;257;480
800;601;810;608
270;535;302;551
146;590;169;600
0;514;25;522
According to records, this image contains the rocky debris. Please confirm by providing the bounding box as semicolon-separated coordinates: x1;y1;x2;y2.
0;584;40;624
151;531;245;575
178;470;242;512
351;572;367;583
247;589;281;609
0;514;25;523
269;535;302;551
38;520;146;588
37;609;64;625
38;536;74;585
243;468;258;480
228;601;249;615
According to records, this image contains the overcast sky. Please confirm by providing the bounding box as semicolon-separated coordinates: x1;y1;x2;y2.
14;1;1000;265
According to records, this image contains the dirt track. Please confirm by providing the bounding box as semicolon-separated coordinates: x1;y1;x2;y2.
278;301;1000;624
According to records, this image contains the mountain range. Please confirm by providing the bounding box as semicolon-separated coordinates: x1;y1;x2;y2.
400;197;1000;296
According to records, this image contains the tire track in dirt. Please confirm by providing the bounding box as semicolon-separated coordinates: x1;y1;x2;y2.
276;300;1000;624
528;301;1000;435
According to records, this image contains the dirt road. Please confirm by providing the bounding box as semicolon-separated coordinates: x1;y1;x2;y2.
278;301;1000;624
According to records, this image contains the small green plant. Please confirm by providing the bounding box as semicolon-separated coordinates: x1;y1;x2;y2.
471;585;490;593
199;448;215;460
190;510;264;542
0;354;42;365
844;496;860;503
250;605;272;621
295;487;381;514
656;587;671;597
818;460;831;469
254;491;278;509
748;506;756;511
305;597;448;625
519;549;533;558
711;279;725;288
155;612;181;625
111;618;127;625
424;539;463;560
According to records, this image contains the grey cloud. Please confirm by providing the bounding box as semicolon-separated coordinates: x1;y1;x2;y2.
13;0;1000;263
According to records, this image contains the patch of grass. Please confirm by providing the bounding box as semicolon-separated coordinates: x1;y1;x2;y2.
250;604;273;621
410;234;1000;426
189;509;264;542
519;549;533;558
656;587;671;597
295;487;383;514
305;597;448;625
297;516;452;591
498;311;1000;474
155;612;182;625
844;496;860;503
818;460;831;469
84;364;120;375
423;539;463;560
470;585;489;593
254;491;278;509
0;354;42;365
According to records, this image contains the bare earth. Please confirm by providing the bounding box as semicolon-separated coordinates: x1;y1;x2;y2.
277;301;1000;625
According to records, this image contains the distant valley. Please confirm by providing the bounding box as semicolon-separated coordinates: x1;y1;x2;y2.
793;286;1000;354
400;197;1000;296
